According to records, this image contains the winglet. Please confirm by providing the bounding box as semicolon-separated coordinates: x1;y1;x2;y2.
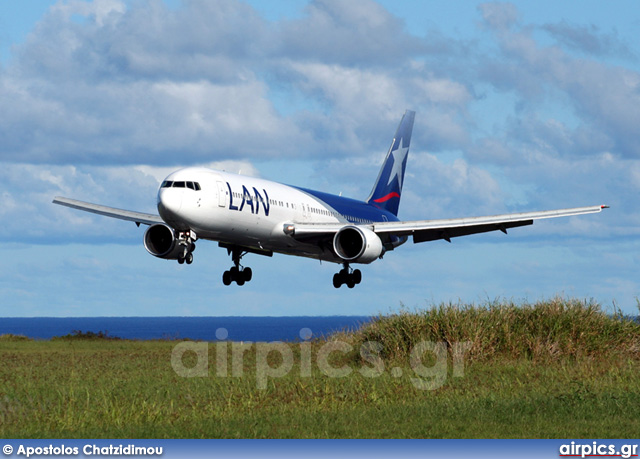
366;110;416;216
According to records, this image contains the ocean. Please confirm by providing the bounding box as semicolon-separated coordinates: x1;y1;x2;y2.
0;316;373;341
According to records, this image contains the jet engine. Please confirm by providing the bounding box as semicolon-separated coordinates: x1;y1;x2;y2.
332;226;384;264
143;223;186;260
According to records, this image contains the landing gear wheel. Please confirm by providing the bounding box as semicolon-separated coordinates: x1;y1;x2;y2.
333;273;342;288
221;247;254;286
185;252;194;265
332;265;362;288
178;257;185;265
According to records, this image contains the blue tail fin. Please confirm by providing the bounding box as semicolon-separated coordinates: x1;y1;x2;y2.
366;110;415;216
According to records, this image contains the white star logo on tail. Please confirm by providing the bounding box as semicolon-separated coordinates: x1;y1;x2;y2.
386;137;409;189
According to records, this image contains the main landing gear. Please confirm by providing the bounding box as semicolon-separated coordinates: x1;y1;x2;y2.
333;264;362;289
222;247;253;286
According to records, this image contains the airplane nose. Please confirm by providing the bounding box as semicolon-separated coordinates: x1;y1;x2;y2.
158;189;183;221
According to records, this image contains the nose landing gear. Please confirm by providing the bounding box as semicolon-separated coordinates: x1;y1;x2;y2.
333;264;362;288
177;233;196;265
178;251;193;265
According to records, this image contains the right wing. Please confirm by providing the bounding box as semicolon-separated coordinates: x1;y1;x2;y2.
52;196;163;226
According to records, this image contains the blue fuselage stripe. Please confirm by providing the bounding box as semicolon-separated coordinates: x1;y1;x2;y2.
293;186;400;223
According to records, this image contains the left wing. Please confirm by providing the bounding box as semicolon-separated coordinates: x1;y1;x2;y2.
371;204;608;243
53;196;163;226
289;205;608;243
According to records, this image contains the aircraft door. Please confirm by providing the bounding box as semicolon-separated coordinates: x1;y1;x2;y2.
217;181;226;207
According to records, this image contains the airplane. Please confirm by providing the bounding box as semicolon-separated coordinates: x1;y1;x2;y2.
53;110;607;288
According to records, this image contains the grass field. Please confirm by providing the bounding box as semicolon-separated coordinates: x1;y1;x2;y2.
1;298;639;438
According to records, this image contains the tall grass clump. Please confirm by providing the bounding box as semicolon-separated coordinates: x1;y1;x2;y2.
51;330;121;341
0;334;32;341
345;297;640;362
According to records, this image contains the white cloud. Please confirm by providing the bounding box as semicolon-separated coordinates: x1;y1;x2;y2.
52;0;126;27
477;3;640;159
403;152;506;220
277;0;422;65
542;21;636;59
414;77;471;106
478;2;520;31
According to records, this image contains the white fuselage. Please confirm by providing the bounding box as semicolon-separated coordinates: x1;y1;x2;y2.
157;167;374;263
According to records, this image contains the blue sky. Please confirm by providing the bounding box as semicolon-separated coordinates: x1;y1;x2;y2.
0;0;638;317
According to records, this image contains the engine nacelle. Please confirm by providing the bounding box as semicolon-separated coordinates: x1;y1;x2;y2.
143;224;185;260
332;226;384;264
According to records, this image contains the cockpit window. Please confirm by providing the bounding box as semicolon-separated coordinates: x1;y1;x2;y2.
161;180;201;190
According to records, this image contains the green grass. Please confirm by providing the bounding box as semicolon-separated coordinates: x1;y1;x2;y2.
1;298;639;438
